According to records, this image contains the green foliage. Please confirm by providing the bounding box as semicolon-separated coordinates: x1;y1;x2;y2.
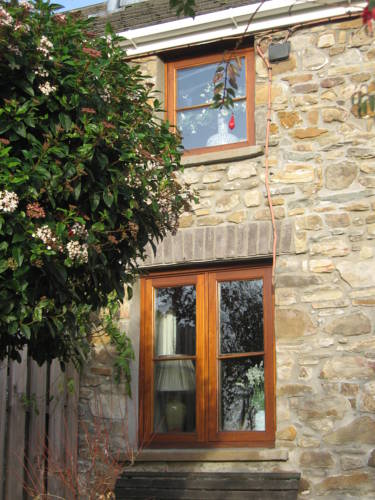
169;0;196;18
212;58;242;110
351;86;375;118
0;0;192;386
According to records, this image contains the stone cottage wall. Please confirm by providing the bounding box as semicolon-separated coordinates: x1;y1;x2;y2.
78;16;375;498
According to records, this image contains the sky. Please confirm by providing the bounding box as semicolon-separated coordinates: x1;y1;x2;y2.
60;0;105;11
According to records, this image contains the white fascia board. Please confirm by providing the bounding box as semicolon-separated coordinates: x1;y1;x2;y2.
118;0;365;56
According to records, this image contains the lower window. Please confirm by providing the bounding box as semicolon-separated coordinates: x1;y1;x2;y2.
139;264;275;447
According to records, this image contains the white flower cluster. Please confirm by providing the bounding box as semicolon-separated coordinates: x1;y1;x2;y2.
70;222;88;239
0;7;13;27
21;1;33;11
39;82;56;95
35;66;49;78
101;87;111;103
15;21;30;32
9;45;21;56
33;225;55;247
37;36;53;59
66;241;88;264
0;190;19;213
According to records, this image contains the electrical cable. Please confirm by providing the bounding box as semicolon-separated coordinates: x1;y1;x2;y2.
256;42;277;287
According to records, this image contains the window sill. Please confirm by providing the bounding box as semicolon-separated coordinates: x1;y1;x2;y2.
135;448;288;462
181;145;264;167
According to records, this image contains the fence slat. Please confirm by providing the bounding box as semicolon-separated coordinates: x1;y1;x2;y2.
5;349;28;500
48;360;66;498
64;364;79;500
25;360;47;498
0;359;8;500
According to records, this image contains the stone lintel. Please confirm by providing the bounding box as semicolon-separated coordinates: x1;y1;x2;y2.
132;448;289;462
181;145;264;167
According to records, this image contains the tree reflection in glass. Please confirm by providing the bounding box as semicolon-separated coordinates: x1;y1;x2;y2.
218;278;265;432
176;57;247;150
220;356;265;432
219;279;263;354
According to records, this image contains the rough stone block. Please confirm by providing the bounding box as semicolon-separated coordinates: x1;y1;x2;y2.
320;356;374;380
227;163;257;180
300;451;334;468
318;33;335;48
244;190;261;207
325;312;371;336
310;238;350;257
216;193;240;213
272;164;315;184
294;127;328;139
292;83;319;94
277;425;297;441
226;210;247;224
337;260;375;287
275;308;315;341
316;472;372;495
278;111;302;128
297;395;350;422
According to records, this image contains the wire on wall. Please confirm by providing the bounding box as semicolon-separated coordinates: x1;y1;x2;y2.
256;41;277;287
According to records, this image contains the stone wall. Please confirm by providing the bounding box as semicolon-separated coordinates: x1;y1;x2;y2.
78;16;375;499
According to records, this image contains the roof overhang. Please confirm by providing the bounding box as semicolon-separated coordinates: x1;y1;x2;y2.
118;0;366;56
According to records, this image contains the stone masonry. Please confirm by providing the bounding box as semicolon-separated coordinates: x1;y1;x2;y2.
78;15;375;499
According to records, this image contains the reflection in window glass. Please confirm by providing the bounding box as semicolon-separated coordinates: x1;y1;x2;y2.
177;58;246;108
219;279;263;354
154;286;196;356
177;102;247;150
220;356;265;432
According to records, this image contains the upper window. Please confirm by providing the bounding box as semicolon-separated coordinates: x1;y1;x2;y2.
139;264;275;448
166;49;255;155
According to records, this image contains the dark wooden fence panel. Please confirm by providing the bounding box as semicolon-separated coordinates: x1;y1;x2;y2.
26;359;47;497
0;353;79;500
5;349;28;500
0;359;8;500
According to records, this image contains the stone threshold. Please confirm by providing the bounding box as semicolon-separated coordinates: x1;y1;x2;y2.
134;448;288;462
181;145;264;167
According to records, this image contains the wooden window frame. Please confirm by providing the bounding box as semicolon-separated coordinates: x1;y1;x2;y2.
139;263;275;448
165;48;255;156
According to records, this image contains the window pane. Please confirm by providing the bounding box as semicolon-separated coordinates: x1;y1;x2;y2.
177;58;246;108
155;285;196;356
177;102;247;150
219;279;264;354
154;360;196;433
220;356;265;432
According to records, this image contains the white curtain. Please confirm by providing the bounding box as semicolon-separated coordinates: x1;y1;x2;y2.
155;313;195;392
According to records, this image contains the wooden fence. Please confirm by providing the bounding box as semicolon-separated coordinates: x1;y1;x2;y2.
0;353;79;500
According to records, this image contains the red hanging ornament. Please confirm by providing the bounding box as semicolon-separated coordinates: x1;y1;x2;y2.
228;113;235;130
